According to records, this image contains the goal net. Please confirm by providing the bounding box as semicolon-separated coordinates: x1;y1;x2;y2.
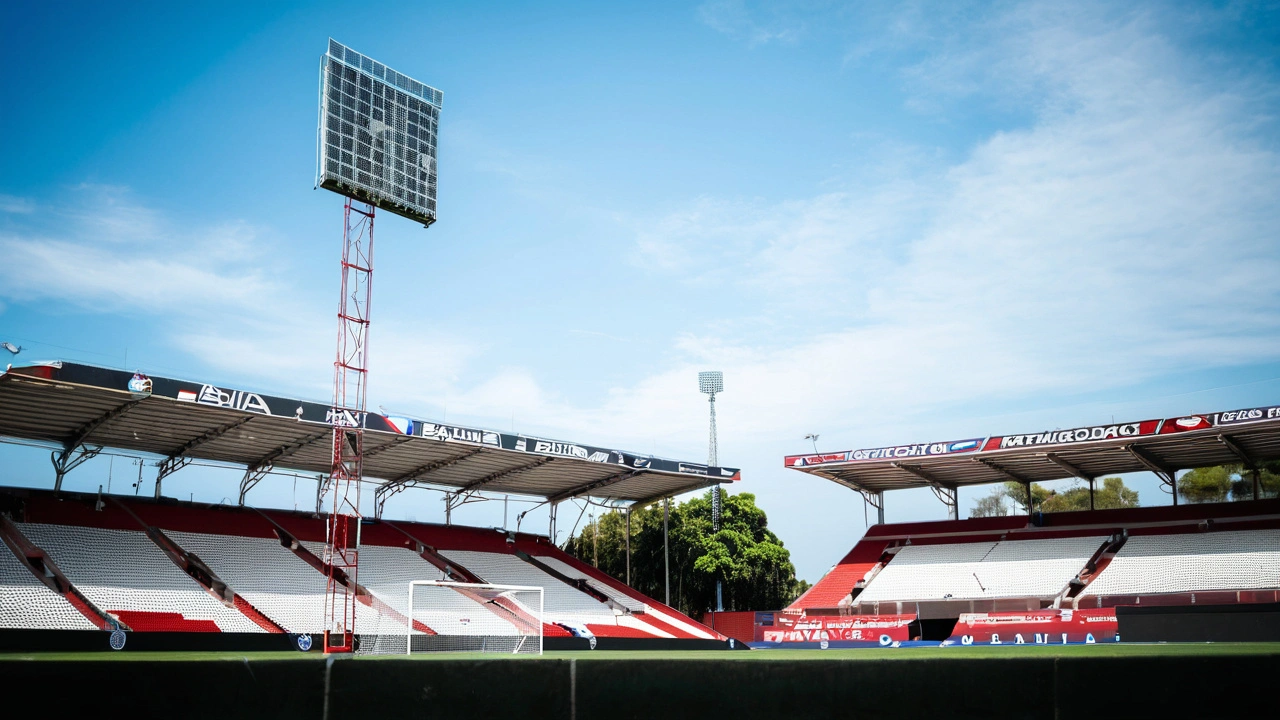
355;581;544;655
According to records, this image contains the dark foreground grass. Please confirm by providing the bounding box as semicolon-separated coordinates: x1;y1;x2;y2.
5;641;1278;662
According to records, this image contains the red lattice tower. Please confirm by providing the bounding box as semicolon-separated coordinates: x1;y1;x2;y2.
323;198;374;653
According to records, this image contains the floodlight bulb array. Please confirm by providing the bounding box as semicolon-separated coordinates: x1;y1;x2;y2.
698;371;724;396
317;39;442;226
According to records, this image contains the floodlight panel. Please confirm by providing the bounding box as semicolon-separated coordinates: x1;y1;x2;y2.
317;39;443;227
699;371;724;395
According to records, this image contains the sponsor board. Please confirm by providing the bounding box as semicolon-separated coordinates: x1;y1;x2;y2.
326;408;364;428
982;421;1159;451
785;452;850;468
1160;415;1213;433
178;383;273;415
1213;405;1280;426
759;613;915;644
944;609;1117;645
784;440;983;468
417;422;500;446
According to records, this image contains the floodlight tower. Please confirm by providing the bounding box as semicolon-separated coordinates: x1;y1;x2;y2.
315;39;442;653
698;370;725;612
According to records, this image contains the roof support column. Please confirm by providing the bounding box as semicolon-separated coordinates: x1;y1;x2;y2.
548;501;557;544
1089;478;1095;511
625;507;631;587
876;491;885;525
1124;445;1178;506
50;398;144;494
1025;482;1034;519
1217;434;1261;501
664;496;671;607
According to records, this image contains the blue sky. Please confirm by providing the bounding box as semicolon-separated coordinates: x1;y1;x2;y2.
3;0;1280;583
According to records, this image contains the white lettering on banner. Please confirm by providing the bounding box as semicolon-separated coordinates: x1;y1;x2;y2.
1218;407;1280;424
533;440;589;459
196;385;272;415
419;424;499;446
849;439;981;461
586;451;611;463
327;409;363;428
999;423;1142;449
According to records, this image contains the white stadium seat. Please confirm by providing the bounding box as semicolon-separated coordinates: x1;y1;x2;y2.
1083;529;1280;597
0;536;97;630
18;524;261;632
856;536;1108;603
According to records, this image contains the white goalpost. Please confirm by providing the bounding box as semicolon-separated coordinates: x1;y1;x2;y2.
354;580;544;655
341;580;543;656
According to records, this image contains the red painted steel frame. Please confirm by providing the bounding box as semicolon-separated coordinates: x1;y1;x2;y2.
324;199;374;653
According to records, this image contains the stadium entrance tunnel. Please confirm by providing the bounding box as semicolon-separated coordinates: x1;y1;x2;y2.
3;649;1279;719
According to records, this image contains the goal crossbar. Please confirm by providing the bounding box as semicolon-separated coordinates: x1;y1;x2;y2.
407;580;544;655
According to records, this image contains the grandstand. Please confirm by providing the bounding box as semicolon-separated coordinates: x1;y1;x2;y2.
0;487;722;645
719;405;1280;647
0;360;737;649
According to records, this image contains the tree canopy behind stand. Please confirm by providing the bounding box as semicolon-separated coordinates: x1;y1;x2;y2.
562;491;809;617
972;477;1141;517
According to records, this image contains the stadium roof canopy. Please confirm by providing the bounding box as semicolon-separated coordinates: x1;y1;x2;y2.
0;362;738;510
784;407;1280;495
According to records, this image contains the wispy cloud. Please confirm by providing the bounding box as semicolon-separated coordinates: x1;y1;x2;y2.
0;187;480;400
621;0;1280;453
697;0;807;46
0;194;35;214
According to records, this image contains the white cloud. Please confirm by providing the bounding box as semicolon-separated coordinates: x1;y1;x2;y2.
623;1;1280;450
697;0;807;46
0;188;481;400
0;194;35;214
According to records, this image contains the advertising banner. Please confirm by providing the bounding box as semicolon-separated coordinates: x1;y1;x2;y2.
758;613;916;646
981;421;1160;452
945;609;1117;645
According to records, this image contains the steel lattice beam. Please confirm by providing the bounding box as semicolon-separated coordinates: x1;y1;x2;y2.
547;471;643;504
239;429;331;504
975;457;1030;484
1217;434;1257;470
155;416;256;494
52;399;145;492
628;478;725;510
386;447;485;486
1044;453;1095;482
891;462;952;490
1124;444;1176;484
459;457;554;494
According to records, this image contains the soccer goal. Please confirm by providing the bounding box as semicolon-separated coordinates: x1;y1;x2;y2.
355;580;544;655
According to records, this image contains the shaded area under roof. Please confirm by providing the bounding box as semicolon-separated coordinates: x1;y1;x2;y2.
785;409;1280;495
0;362;738;507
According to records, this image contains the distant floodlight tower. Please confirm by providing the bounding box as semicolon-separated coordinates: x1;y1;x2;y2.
315;39;442;654
698;370;725;612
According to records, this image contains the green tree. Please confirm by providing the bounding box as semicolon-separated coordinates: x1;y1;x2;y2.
1040;477;1139;512
1178;465;1233;503
970;488;1009;518
970;477;1139;517
563;491;806;616
1178;462;1280;503
1001;482;1052;513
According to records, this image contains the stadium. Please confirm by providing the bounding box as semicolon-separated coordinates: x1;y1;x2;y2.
4;8;1280;720
2;369;1279;716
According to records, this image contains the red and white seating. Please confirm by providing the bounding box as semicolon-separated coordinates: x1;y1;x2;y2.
0;534;97;630
18;523;262;633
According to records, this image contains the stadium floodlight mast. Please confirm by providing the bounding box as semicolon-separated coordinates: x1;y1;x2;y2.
315;39;442;654
698;370;725;612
